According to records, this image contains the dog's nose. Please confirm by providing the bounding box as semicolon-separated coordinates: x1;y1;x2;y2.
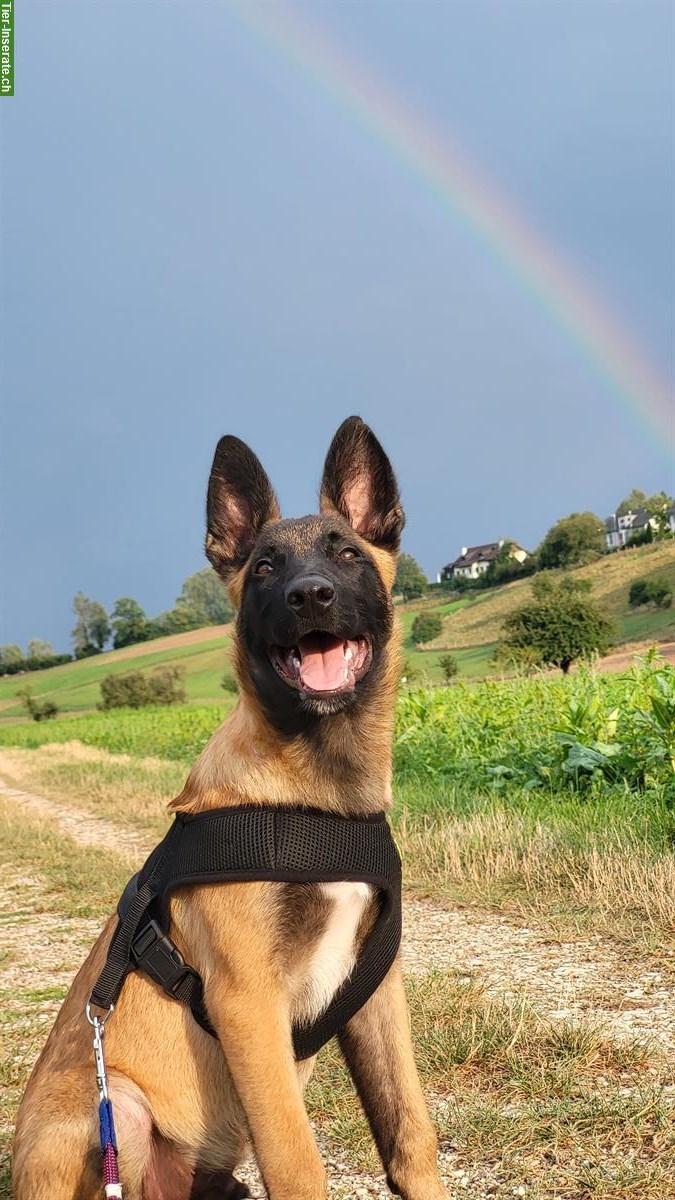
285;575;336;616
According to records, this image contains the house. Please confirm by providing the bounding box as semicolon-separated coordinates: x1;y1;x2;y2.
439;539;528;583
604;508;657;550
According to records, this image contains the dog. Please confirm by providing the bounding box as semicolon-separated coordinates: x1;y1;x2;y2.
13;416;447;1199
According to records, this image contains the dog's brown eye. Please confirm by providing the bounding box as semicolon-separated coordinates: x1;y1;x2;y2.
254;559;274;576
338;547;359;562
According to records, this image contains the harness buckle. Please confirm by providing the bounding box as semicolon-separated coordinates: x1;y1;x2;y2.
131;919;192;995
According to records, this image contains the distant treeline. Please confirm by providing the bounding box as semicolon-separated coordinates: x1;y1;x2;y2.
0;567;233;673
0;652;73;676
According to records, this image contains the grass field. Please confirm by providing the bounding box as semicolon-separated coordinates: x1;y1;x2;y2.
1;544;672;718
1;652;674;1196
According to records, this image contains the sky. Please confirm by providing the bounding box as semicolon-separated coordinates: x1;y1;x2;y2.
1;0;673;652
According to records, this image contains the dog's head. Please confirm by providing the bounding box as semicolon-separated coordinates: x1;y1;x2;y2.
205;417;404;733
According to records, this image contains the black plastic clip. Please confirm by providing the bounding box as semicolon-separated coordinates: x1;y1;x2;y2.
131;919;191;995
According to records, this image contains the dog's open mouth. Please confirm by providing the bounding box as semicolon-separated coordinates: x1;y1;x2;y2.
270;632;372;695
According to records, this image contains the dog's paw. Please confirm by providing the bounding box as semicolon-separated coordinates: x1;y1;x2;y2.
190;1169;251;1198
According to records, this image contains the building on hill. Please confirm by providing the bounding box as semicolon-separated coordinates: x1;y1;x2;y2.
439;539;528;583
604;508;657;549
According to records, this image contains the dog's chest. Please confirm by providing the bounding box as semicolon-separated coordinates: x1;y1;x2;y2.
296;881;373;1024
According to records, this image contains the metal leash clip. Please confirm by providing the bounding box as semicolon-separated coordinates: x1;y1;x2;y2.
85;1003;123;1199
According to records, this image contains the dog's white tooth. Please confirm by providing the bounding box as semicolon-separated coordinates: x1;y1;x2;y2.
292;654;300;670
344;647;353;661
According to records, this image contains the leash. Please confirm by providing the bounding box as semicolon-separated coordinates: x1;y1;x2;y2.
86;1002;122;1199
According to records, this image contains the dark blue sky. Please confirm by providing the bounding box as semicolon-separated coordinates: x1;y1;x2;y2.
1;1;673;652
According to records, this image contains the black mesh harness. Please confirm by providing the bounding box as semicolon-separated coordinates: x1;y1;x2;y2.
90;806;402;1061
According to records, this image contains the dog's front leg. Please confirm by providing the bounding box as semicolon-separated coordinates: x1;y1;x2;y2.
195;889;327;1200
211;981;326;1198
338;960;447;1199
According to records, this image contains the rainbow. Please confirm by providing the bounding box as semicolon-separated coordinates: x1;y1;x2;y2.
229;1;673;459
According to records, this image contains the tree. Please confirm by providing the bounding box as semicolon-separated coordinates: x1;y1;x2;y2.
644;492;675;538
394;554;428;601
176;568;233;626
0;644;24;671
439;653;459;683
538;513;605;569
71;592;111;657
146;606;202;639
483;542;536;588
411;612;443;645
617;489;648;516
89;602;111;651
27;638;54;661
629;578;672;609
500;574;614;674
111;598;149;649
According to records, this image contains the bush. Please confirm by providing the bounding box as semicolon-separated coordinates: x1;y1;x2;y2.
400;657;420;685
411;612;443;645
17;685;59;722
221;672;239;694
99;666;186;710
629;577;672;609
439;653;459;683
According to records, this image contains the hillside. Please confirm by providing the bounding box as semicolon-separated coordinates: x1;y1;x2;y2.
0;625;235;718
0;544;672;717
421;542;675;652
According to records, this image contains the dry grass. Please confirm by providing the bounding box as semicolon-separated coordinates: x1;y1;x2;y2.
306;973;675;1198
0;745;181;839
397;808;675;950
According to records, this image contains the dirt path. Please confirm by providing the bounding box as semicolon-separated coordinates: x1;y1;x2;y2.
3;779;674;1199
0;778;152;858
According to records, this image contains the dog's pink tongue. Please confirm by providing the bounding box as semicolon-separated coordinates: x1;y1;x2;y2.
298;636;355;692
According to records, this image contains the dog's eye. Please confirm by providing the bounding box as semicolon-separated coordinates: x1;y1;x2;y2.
338;547;359;562
254;559;274;576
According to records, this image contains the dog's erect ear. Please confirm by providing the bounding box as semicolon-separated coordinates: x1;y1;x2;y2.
319;416;404;553
206;436;281;580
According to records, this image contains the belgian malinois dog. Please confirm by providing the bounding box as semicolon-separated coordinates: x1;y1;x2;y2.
13;417;446;1199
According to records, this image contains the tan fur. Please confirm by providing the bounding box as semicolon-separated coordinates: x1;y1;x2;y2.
13;453;445;1198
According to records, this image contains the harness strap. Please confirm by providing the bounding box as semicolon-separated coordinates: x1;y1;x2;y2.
90;822;182;1015
90;806;401;1061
